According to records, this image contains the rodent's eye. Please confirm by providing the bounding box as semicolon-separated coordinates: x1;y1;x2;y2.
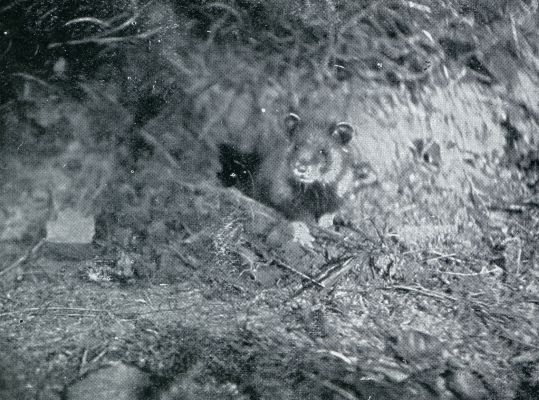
333;122;354;145
319;149;328;157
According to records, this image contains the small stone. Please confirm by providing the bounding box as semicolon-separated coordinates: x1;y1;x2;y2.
65;362;150;400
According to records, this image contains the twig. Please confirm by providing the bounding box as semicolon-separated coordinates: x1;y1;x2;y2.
65;17;111;28
441;269;500;277
406;1;432;13
37;6;57;24
0;238;45;277
523;198;539;208
90;348;108;364
487;204;525;213
1;38;12;57
368;217;386;245
317;256;356;289
0;0;26;14
203;2;242;21
11;73;61;92
95;13;139;38
138;127;181;170
381;285;457;302
272;259;325;288
0;306;111;317
305;373;359;400
79;348;89;374
167;245;203;269
47;27;166;48
422;251;463;263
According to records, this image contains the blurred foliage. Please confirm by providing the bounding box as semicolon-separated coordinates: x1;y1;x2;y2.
2;0;538;175
1;0;538;100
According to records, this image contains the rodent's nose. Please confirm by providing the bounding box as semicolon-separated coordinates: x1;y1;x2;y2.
295;164;307;173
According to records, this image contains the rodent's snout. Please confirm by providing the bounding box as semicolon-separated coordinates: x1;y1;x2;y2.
292;161;318;183
294;163;308;174
289;145;326;184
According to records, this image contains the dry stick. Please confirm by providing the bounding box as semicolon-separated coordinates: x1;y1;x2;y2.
310;223;368;253
272;259;325;289
135;306;195;316
203;2;242;20
421;252;461;263
64;17;111;28
0;0;25;13
63;0;147;40
317;257;355;287
304;373;359;400
1;38;12;57
85;171;113;215
43;313;101;318
138;127;181;170
79;349;89;375
48;27;165;48
167;245;202;270
11;72;61;92
90;348;108;364
441;269;500;277
381;285;457;302
0;239;45;278
0;311;101;318
0;306;111;317
93;15;139;39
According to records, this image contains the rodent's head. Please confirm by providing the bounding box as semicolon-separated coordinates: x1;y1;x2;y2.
284;112;354;185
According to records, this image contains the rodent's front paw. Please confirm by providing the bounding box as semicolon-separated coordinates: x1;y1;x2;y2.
318;213;336;228
290;221;314;248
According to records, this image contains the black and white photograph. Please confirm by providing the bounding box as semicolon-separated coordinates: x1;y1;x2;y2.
1;1;538;399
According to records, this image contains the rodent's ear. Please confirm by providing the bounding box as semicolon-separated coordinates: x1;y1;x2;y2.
333;122;354;145
284;113;301;136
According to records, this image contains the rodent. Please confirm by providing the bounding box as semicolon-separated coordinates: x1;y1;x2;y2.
256;112;376;224
218;112;376;224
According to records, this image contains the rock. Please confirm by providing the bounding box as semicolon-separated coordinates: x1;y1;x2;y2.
64;362;150;400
